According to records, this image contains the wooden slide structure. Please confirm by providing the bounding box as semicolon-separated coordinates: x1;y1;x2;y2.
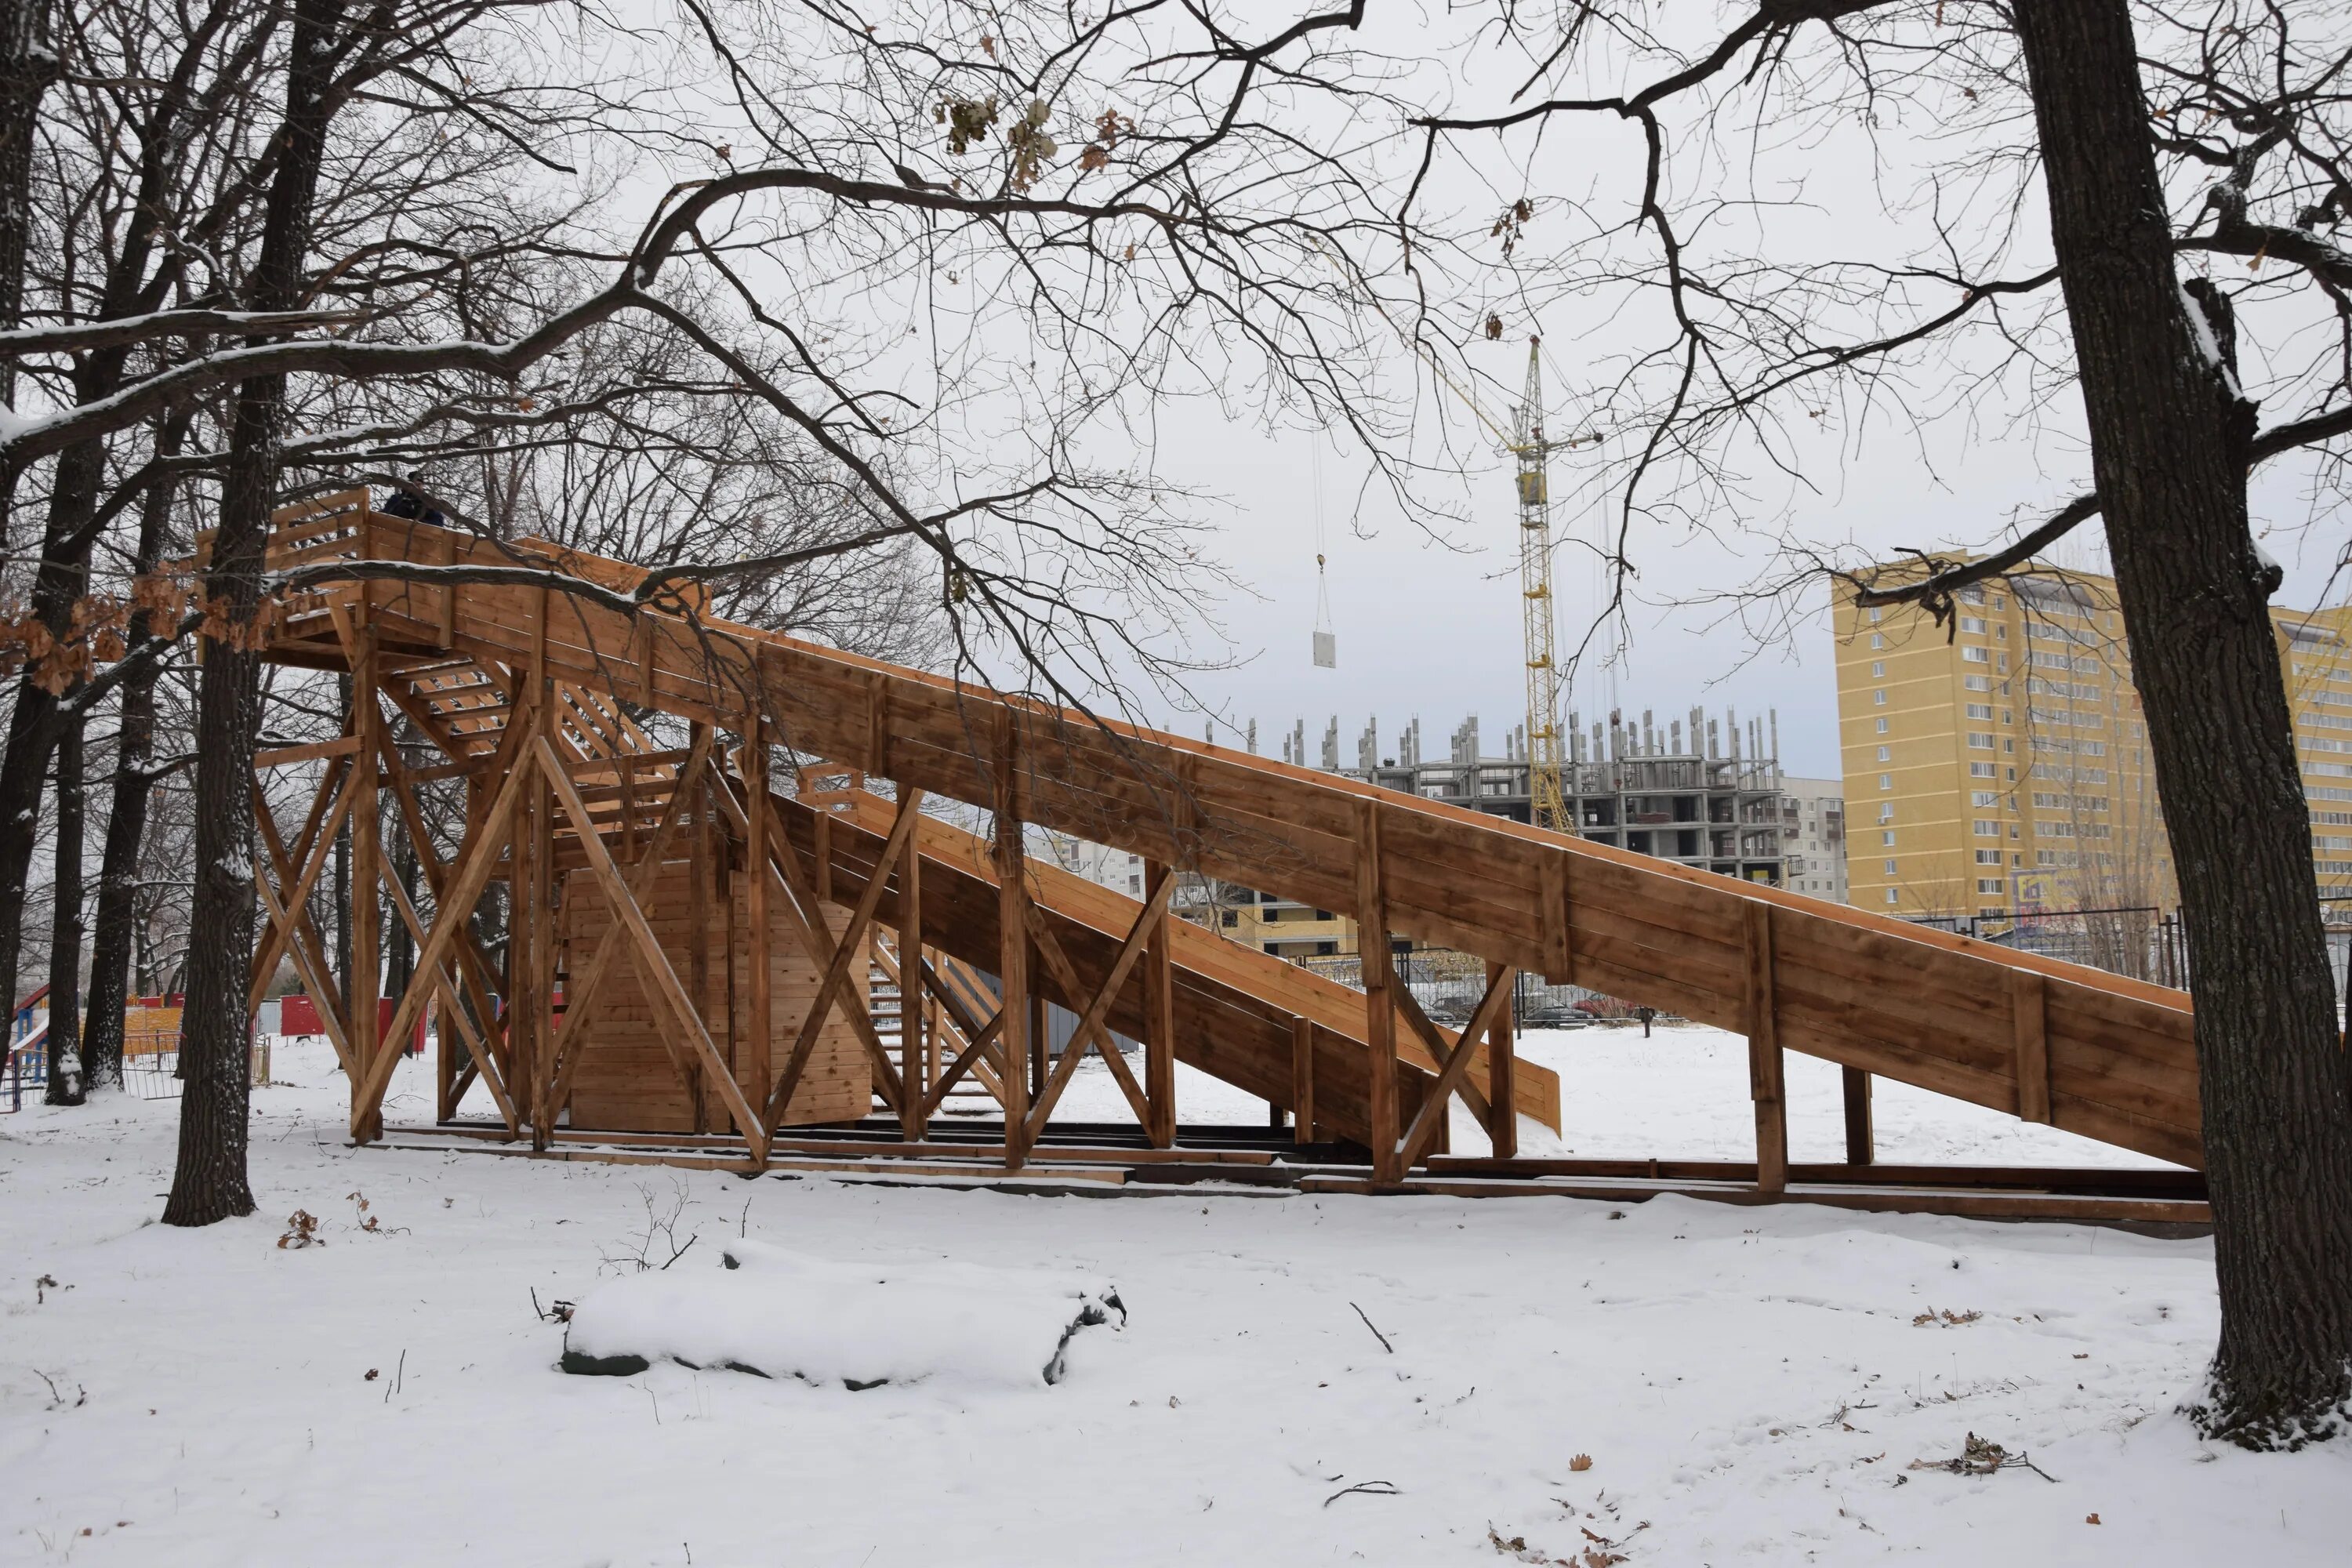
245;495;2205;1212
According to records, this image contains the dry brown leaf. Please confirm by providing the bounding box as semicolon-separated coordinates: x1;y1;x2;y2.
1567;1454;1594;1473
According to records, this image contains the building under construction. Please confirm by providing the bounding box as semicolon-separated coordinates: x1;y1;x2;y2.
1213;706;1792;961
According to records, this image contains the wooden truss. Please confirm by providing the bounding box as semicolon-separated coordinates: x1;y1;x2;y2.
238;495;2205;1199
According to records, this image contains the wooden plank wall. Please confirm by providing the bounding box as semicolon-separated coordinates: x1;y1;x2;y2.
561;862;869;1132
309;510;2202;1169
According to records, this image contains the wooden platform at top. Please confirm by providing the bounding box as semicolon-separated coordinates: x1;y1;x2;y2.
252;498;2203;1171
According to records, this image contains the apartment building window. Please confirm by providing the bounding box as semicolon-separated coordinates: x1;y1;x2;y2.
1962;646;1988;664
1975;849;2002;865
1998;652;2009;673
1960;616;1987;634
1878;804;1895;822
1964;674;1991;691
1976;879;2004;895
1965;703;1992;720
1877;745;1891;761
1884;859;1897;875
1871;633;1886;649
1973;819;2000;837
1879;774;1893;791
1871;660;1886;677
1881;829;1895;847
1874;689;1887;706
1875;717;1889;734
1868;607;1883;622
1886;888;1900;905
1967;731;1994;749
1971;790;1997;808
1969;762;1994;778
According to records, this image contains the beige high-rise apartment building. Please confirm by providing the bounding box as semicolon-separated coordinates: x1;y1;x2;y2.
1834;563;2352;920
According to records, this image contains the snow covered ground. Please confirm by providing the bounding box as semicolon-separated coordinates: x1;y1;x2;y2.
4;1028;2345;1566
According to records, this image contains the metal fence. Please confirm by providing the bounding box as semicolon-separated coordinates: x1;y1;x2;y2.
1290;949;1630;1029
1911;901;2352;1036
3;1033;271;1111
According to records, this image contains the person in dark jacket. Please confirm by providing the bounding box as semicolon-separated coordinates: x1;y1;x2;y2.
379;473;445;526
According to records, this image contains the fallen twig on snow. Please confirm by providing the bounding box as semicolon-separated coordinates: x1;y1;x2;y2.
1323;1480;1399;1506
1350;1301;1394;1354
1908;1432;2060;1483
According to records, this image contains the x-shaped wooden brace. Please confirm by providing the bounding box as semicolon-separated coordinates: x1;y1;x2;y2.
543;728;714;1116
1021;872;1174;1142
349;737;538;1138
376;741;514;1104
914;954;1011;1117
762;786;926;1133
535;736;771;1160
706;776;906;1123
248;754;361;1025
1397;963;1518;1170
376;853;521;1133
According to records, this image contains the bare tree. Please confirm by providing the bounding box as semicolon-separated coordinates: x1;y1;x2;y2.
1236;1;2350;1444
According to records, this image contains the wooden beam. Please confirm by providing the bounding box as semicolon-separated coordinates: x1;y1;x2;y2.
349;630;384;1142
2010;968;2051;1126
257;735;362;769
898;813;924;1142
1356;797;1401;1184
995;715;1032;1168
1744;899;1787;1196
1291;1015;1316;1145
1485;959;1518;1160
742;725;772;1120
1842;1067;1875;1166
1142;859;1176;1148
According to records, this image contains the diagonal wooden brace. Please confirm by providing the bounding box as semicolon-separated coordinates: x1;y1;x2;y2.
764;787;926;1131
1023;873;1173;1139
1399;963;1515;1170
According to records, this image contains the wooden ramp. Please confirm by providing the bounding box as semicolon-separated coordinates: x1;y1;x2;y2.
245;496;2202;1186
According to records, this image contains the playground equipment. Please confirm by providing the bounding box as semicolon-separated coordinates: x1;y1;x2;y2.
238;493;2202;1212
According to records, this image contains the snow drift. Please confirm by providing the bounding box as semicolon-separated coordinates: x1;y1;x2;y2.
561;1239;1125;1388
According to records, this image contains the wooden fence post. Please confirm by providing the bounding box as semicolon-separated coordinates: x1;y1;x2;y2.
1356;797;1400;1183
1743;899;1786;1196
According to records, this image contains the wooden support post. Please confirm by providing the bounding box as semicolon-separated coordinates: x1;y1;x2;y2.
994;713;1030;1168
1290;1015;1315;1145
899;812;924;1142
1486;959;1518;1160
528;683;556;1149
742;720;773;1126
1743;899;1786;1196
1356;798;1401;1184
1029;990;1049;1102
1142;859;1176;1148
1841;1067;1875;1166
2010;968;2051;1125
350;630;383;1142
688;731;713;1134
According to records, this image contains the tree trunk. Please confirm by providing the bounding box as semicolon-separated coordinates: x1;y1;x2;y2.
42;710;83;1104
2014;0;2352;1446
84;439;184;1092
165;0;348;1227
0;0;58;537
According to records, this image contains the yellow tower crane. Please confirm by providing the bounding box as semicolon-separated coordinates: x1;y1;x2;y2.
1508;342;1569;833
1405;336;1574;832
